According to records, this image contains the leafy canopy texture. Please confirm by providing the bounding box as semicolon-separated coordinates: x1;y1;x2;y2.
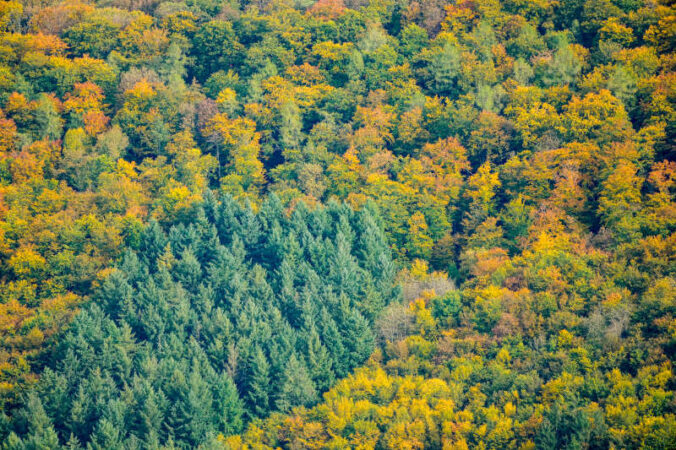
0;0;674;448
4;194;399;448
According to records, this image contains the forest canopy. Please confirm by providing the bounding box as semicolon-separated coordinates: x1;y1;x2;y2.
5;194;400;447
0;0;674;448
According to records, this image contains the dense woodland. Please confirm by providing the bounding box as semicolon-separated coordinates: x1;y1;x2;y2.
5;196;399;447
0;0;674;448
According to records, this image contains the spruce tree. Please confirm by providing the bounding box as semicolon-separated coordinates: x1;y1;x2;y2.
212;372;243;436
275;354;317;412
9;394;60;450
303;327;335;392
88;419;123;450
318;307;348;378
6;197;398;447
243;347;271;419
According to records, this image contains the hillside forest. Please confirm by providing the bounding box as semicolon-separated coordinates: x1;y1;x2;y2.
0;0;674;448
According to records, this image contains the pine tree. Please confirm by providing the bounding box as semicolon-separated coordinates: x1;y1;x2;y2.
330;230;361;298
65;433;83;449
88;418;123;450
139;220;169;268
302;327;335;392
341;306;375;368
135;385;164;446
10;394;60;450
170;368;213;446
4;195;398;446
275;354;317;412
212;373;244;436
175;248;203;293
432;41;461;96
318;308;347;378
243;347;271;419
96;270;134;319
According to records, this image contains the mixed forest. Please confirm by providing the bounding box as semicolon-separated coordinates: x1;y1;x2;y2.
0;0;674;448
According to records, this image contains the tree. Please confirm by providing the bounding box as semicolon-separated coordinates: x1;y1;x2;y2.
535;403;609;449
205;113;265;204
63;17;120;59
431;40;462;96
597;160;643;243
114;79;172;159
243;346;271;419
168;368;215;446
406;211;434;260
275;354;317;412
461;161;501;234
0;1;21;33
302;327;335;392
4;1;675;448
191;21;243;82
11;396;58;448
213;373;244;436
535;41;582;87
88;419;123;450
560;90;632;146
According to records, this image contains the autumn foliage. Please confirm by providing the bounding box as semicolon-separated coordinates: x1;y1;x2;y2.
0;0;674;447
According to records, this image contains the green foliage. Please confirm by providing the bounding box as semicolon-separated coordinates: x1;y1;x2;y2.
191;21;244;83
4;196;398;447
